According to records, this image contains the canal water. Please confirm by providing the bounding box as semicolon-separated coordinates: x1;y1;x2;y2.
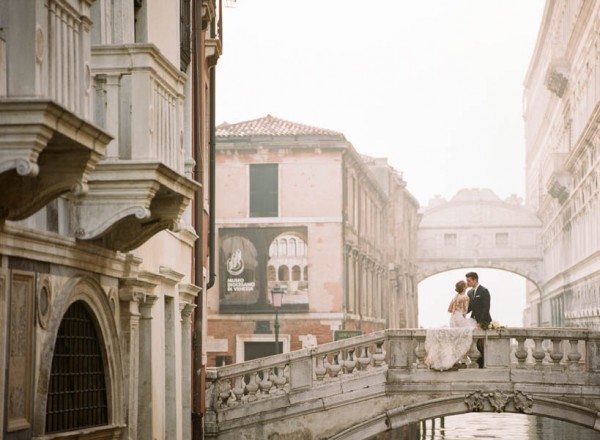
417;413;600;439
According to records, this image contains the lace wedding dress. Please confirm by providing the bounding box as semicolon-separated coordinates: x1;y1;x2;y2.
425;292;476;371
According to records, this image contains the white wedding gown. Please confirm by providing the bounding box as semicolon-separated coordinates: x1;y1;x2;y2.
425;293;477;371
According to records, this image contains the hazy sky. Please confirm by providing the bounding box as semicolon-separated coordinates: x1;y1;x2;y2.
216;0;546;327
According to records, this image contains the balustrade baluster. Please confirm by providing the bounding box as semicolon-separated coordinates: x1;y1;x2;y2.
357;346;371;370
259;369;273;396
314;355;327;381
567;339;582;371
272;365;287;394
372;341;385;366
328;352;342;377
245;372;259;402
218;379;232;408
231;376;245;405
514;337;528;367
532;338;546;368
344;347;357;374
550;338;564;370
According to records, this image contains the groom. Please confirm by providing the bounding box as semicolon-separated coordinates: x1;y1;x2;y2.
466;271;492;368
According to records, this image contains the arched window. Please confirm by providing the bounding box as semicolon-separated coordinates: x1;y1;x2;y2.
278;266;289;281
303;266;309;281
267;265;276;282
292;265;301;281
288;238;296;256
279;238;287;256
46;301;108;433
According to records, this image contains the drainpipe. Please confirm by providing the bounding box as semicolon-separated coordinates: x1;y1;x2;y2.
191;0;204;438
207;55;216;290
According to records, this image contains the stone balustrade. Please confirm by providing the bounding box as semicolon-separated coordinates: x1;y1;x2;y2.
206;328;600;412
205;328;600;438
206;331;388;410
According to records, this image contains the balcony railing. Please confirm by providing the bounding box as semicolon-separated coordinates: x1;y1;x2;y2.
206;328;600;413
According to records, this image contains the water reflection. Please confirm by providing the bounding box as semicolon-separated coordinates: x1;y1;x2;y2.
417;414;600;440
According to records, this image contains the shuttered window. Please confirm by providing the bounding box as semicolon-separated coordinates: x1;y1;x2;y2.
250;164;278;217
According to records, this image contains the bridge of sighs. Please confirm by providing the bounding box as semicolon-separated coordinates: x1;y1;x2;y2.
416;189;543;287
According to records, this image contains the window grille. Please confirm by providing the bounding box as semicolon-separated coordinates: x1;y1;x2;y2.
45;301;108;434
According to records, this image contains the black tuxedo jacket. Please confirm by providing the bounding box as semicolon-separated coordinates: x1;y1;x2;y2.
469;285;492;324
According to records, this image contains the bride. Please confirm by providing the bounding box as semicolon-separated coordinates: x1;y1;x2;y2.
425;280;476;371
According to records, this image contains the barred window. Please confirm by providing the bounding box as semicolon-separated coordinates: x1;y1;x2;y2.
45;301;108;434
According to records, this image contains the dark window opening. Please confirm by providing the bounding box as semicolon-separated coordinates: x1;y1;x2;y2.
180;0;191;71
250;164;278;217
45;301;108;434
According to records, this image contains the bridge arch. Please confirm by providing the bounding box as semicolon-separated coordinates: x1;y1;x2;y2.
330;395;600;440
417;189;543;290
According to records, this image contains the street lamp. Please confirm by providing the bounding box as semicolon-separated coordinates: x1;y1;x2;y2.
271;285;284;355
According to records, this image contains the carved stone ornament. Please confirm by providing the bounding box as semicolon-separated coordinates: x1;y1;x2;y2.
544;59;569;98
464;390;485;412
486;390;509;413
513;390;534;414
74;161;199;252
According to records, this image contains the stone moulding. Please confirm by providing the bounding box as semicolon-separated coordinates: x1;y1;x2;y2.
0;99;111;221
73;160;199;252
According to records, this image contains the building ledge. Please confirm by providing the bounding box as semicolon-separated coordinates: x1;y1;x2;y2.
74;160;200;252
0;99;111;221
206;37;222;68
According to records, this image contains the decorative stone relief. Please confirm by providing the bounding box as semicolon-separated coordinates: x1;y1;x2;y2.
545;59;569;98
464;390;485;412
36;275;52;329
465;389;533;414
513;390;534;414
486;390;509;413
7;270;35;432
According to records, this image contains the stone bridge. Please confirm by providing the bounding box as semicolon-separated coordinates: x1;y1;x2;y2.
205;329;600;439
417;189;543;287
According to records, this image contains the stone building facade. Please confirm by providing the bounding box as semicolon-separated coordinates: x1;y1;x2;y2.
207;115;419;365
523;0;600;329
0;0;221;438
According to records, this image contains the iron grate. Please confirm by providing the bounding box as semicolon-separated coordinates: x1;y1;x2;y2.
45;301;108;434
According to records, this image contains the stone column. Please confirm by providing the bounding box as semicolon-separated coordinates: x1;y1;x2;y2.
180;302;195;440
119;288;144;440
138;294;158;440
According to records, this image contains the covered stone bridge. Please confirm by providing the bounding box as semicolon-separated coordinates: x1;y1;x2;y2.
204;329;600;439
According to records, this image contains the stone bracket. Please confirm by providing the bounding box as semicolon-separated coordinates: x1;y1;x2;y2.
73;160;199;252
0;99;111;220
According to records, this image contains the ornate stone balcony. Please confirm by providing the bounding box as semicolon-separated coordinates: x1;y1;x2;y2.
75;44;198;251
545;58;569;98
0;99;111;221
544;152;571;202
91;44;188;172
73;160;199;252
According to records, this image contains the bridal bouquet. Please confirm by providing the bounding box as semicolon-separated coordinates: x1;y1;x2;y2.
481;320;503;330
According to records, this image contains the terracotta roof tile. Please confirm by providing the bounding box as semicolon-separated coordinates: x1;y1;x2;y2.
216;115;346;139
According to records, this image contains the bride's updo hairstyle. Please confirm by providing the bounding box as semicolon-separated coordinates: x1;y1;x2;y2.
455;280;466;293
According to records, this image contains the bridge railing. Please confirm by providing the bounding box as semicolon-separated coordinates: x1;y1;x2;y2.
205;328;600;412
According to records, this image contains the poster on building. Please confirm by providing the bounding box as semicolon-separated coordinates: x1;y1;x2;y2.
219;226;309;313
